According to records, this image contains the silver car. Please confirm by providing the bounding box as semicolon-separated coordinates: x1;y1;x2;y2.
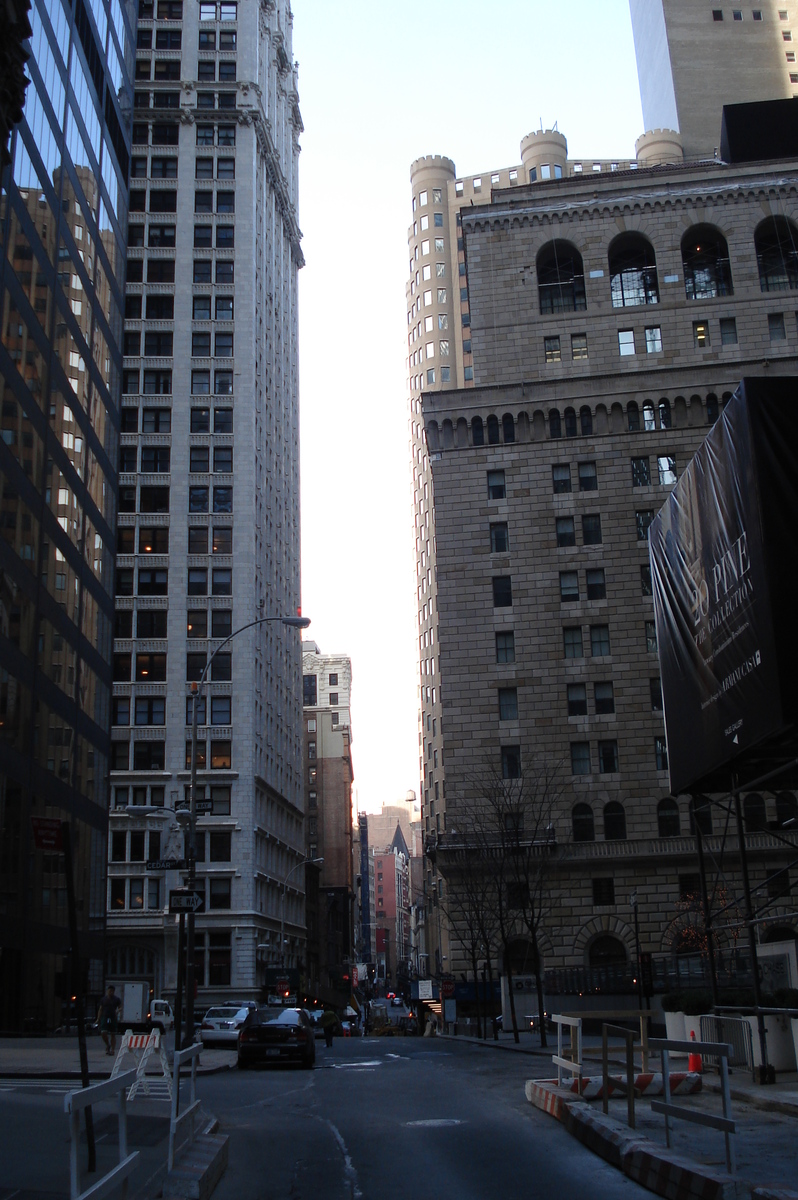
200;1005;253;1047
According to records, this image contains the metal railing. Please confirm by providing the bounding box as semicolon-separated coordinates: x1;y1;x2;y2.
552;1014;582;1086
650;1037;736;1175
64;1070;140;1200
601;1024;637;1129
168;1042;202;1172
699;1014;754;1072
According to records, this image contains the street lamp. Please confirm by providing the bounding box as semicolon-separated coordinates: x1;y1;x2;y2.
280;856;323;969
183;612;310;1046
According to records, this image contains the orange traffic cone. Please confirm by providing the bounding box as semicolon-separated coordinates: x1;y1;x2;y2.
688;1030;703;1074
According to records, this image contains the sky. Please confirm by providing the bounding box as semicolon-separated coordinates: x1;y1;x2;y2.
293;0;646;814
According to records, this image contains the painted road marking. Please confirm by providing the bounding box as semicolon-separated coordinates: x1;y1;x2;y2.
405;1119;464;1128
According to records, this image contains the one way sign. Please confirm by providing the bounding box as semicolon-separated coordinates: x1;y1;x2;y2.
169;889;205;914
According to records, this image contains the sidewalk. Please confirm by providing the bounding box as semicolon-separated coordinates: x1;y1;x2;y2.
442;1029;798;1198
0;1035;237;1078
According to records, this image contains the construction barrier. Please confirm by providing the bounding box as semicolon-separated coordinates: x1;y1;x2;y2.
110;1029;173;1100
565;1071;702;1098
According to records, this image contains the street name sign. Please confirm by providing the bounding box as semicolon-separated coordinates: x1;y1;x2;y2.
195;799;213;814
169;889;205;913
147;858;186;871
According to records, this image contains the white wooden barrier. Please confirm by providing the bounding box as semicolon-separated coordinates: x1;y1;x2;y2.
650;1036;736;1175
168;1042;202;1172
64;1070;140;1200
552;1014;583;1086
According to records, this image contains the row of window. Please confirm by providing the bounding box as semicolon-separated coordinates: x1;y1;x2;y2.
137;0;238;19
112;783;231;812
126;258;235;286
116;527;231;568
121;445;233;475
131;159;236;182
135;60;237;83
111;738;232;771
136;25;238;51
131;189;236;216
569;736;666;776
130;123;236;146
110;875;231;911
116;566;233;596
112;693;233;726
113;651;232;681
563;621;658;658
118;484;233;513
123;330;236;358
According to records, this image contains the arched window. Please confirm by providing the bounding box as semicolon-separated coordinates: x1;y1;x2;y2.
471;416;484;445
564;407;577;437
580;406;593;436
657;798;680;838
682;225;733;299
689;795;713;836
609;232;660;307
502;413;515;443
537;240;587;314
658;399;672;429
487;415;500;444
627;401;640;431
706;394;719;424
572;803;595;842
762;924;798;945
603;801;627;840
744;793;767;832
643;402;656;431
776;792;798;828
755;216;798;292
549;409;562;439
588;935;627;967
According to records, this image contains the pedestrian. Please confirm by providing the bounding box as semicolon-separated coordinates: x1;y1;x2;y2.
320;1008;337;1048
97;985;122;1056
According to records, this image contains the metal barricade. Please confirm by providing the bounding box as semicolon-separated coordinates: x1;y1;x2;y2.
650;1037;736;1175
168;1042;202;1172
552;1014;582;1086
602;1024;637;1129
699;1014;754;1072
64;1070;140;1200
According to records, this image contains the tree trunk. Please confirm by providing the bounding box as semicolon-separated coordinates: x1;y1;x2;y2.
471;947;482;1039
486;958;498;1040
532;930;547;1049
505;950;520;1044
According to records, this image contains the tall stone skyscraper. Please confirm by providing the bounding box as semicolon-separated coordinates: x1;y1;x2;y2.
1;0;135;1031
105;0;306;1004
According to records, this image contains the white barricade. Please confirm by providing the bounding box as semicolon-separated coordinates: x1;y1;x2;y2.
168;1042;203;1172
552;1014;583;1086
110;1030;172;1100
650;1036;736;1175
64;1070;140;1200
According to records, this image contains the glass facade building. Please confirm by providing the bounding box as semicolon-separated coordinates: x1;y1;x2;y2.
0;0;134;1031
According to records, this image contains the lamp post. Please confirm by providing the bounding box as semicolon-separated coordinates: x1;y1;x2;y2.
280;856;323;970
184;612;310;1046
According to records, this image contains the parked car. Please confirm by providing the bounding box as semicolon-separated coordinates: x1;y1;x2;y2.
200;1005;253;1047
237;1007;316;1069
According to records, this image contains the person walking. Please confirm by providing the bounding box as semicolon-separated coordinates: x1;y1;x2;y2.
97;985;122;1056
320;1009;337;1048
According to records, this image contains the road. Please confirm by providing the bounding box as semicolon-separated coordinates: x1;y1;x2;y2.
0;1037;649;1199
209;1035;647;1200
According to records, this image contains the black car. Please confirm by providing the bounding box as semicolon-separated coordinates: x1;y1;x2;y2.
237;1006;316;1070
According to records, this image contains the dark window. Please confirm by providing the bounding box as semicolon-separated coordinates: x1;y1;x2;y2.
487;415;500;444
636;510;654;541
632;457;651;487
216;226;234;248
655;736;669;772
658;799;680;838
213;486;233;513
556;517;575;547
498;688;518;721
136;653;166;681
214;331;233;357
580;406;593;436
191;407;211;433
135;697;166;726
149;187;177;211
495;632;515;663
115;568;134;596
586;569;605;600
187;568;207;595
115;610;133;638
139;486;170;513
190;446;210;473
582;514;602;545
552;464;571;493
578;462;597;491
113;653;132;681
563;627;583;658
209;878;231;909
645;620;657;653
216;260;234;283
211;609;232;637
211;653;232;681
689;796;713;836
490;523;509;553
567;684;587;716
755;216;798;292
627;401;640;431
471;417;484;445
537;240;587;314
138;526;169;553
186;652;207;681
501;745;521;779
598;741;619;774
144;331;173;355
604;801;626;838
210;831;232;861
682;225;733;299
594;681;614;713
187;609;208;637
137;610;167;637
303;674;318;706
560;571;579;602
194;260;212;283
210;738;231;768
196;156;214;178
188;527;208;554
492;576;512;607
147;224;176;247
641;565;653;596
119;447;137;473
140;446;170;472
143;370;172;395
590;625;610;656
212;568;232;595
564;408;577;437
570;742;591;775
194;225;213;248
650;676;663;711
744;793;767;832
133;740;165;770
195;191;213;213
212;526;232;553
549;409;562;439
572;803;594;842
592;878;615;906
609;232;659;307
189;486;209;512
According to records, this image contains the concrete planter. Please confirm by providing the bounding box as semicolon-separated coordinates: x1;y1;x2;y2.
792;1019;798;1068
664;1010;686;1048
745;1014;798;1071
683;1014;705;1042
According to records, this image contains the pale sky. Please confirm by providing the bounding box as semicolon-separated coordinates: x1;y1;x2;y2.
294;1;645;813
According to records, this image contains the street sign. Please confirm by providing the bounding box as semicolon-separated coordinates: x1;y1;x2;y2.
195;799;213;814
418;979;433;1001
441;976;455;999
169;889;205;914
147;858;186;871
31;817;63;851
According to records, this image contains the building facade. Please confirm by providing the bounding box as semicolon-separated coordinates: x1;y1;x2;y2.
302;642;354;1003
406;6;798;991
106;0;305;1006
1;0;135;1030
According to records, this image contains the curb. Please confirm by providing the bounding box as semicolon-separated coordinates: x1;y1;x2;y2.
441;1032;549;1056
526;1079;744;1200
705;1080;798;1121
752;1190;798;1200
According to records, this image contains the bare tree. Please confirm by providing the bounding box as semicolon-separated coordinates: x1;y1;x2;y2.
440;754;561;1046
440;827;501;1039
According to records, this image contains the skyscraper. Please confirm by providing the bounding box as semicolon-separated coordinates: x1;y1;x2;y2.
1;0;135;1031
105;0;305;1004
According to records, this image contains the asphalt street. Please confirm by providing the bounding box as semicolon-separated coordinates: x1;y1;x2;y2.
209;1036;648;1200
